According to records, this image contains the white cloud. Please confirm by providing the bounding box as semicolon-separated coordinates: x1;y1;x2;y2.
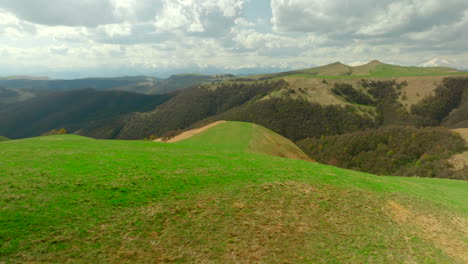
233;29;298;50
154;0;245;37
0;0;468;78
98;23;132;37
0;9;36;37
48;45;69;55
235;18;255;27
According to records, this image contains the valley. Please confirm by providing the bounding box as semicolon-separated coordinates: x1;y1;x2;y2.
1;61;468;179
2;1;467;262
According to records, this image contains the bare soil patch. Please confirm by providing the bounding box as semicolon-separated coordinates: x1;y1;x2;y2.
452;128;468;143
448;129;468;170
155;121;226;143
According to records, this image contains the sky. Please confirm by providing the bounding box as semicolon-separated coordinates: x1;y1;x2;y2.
0;0;467;79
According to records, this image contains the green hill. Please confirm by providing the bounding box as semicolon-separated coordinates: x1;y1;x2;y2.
0;122;467;263
251;60;467;80
0;136;10;142
2;62;468;179
75;74;468;178
170;121;313;162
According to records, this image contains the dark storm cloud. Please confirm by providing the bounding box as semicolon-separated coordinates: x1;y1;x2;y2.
271;0;468;37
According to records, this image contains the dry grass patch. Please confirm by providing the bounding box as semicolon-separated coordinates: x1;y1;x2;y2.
449;128;468;171
386;201;468;263
75;182;460;263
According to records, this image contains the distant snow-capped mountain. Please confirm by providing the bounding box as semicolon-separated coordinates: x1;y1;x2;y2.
418;58;457;68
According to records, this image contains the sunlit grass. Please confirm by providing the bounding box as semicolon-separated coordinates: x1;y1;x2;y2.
1;132;467;263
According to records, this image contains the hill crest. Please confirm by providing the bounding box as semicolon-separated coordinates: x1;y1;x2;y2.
300;60;462;77
157;121;313;162
245;60;465;80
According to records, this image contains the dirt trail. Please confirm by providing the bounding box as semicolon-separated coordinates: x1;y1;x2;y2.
155;121;226;143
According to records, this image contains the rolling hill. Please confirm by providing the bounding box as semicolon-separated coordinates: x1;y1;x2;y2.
159;121;313;162
109;69;468;140
0;136;10;142
244;60;467;80
0;74;234;95
0;122;466;263
2;61;468;178
0;86;35;106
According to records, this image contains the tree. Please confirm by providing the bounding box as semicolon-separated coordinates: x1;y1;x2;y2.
42;128;68;136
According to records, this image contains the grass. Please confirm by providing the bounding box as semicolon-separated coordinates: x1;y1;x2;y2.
0;136;10;142
177;122;312;161
265;61;468;80
278;71;468;80
1;123;467;263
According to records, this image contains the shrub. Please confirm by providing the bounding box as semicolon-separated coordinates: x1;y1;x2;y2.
42;128;68;136
331;83;374;105
411;78;468;126
297;127;466;179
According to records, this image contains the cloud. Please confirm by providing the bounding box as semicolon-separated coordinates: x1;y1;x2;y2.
235;18;255;27
271;0;468;37
153;0;246;37
0;0;468;78
269;0;468;65
48;45;69;55
0;9;36;37
0;0;118;27
232;28;303;56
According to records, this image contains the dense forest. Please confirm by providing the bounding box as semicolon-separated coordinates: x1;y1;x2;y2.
297;127;467;179
0;89;172;139
204;98;375;141
115;81;285;139
294;78;468;179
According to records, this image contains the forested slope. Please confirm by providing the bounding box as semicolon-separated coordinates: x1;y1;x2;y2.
0;89;172;139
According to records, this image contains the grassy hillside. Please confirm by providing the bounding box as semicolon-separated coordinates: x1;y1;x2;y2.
0;136;10;142
256;60;468;80
174;121;313;162
0;122;467;263
71;74;468;179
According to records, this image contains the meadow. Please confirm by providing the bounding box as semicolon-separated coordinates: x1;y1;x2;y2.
0;122;467;263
